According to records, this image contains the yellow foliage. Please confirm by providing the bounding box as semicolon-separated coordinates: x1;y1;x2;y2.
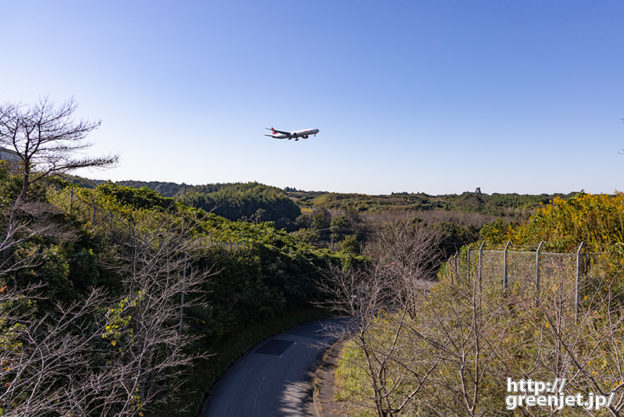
507;193;624;252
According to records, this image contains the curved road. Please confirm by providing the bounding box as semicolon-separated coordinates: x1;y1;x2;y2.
200;317;349;417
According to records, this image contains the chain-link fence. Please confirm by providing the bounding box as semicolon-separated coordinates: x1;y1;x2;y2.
445;242;608;319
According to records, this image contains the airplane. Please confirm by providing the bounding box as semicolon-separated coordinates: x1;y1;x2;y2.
265;127;319;141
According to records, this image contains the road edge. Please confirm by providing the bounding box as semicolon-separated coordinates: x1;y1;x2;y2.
312;336;345;417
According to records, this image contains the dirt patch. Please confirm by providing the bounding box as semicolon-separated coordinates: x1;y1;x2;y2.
313;338;348;417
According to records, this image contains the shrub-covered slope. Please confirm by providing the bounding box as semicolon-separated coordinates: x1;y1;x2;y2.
1;167;358;416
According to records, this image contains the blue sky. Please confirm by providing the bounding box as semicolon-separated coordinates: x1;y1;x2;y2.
1;1;623;194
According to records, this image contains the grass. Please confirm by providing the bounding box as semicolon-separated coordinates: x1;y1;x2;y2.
334;339;376;417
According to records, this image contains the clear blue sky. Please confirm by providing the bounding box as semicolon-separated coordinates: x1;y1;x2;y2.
1;1;623;194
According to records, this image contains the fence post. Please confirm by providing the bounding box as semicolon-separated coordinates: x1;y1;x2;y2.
503;241;510;293
478;241;485;291
448;254;453;284
575;242;584;324
454;252;459;284
179;255;188;336
535;241;543;307
130;219;136;293
466;243;473;284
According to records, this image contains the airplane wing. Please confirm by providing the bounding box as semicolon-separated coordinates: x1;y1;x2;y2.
264;135;286;139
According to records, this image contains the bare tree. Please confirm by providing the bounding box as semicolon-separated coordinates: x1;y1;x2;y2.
412;269;518;417
0;97;117;201
318;220;444;417
531;270;624;417
319;221;530;416
371;219;442;316
0;216;216;417
0;97;117;273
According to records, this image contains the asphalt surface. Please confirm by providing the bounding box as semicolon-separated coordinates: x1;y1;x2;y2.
200;317;349;417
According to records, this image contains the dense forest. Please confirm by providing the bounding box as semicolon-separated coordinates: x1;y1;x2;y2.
0;155;358;416
78;180;303;230
176;182;301;229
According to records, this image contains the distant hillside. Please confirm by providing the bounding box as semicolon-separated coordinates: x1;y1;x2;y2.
61;177;580;227
288;188;580;218
0;146;19;163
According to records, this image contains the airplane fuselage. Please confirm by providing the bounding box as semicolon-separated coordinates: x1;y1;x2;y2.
289;128;319;139
266;127;319;140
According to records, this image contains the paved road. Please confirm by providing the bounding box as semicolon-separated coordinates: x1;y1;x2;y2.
200;318;349;417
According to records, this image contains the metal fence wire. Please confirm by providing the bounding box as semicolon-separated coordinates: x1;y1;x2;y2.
446;242;608;320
